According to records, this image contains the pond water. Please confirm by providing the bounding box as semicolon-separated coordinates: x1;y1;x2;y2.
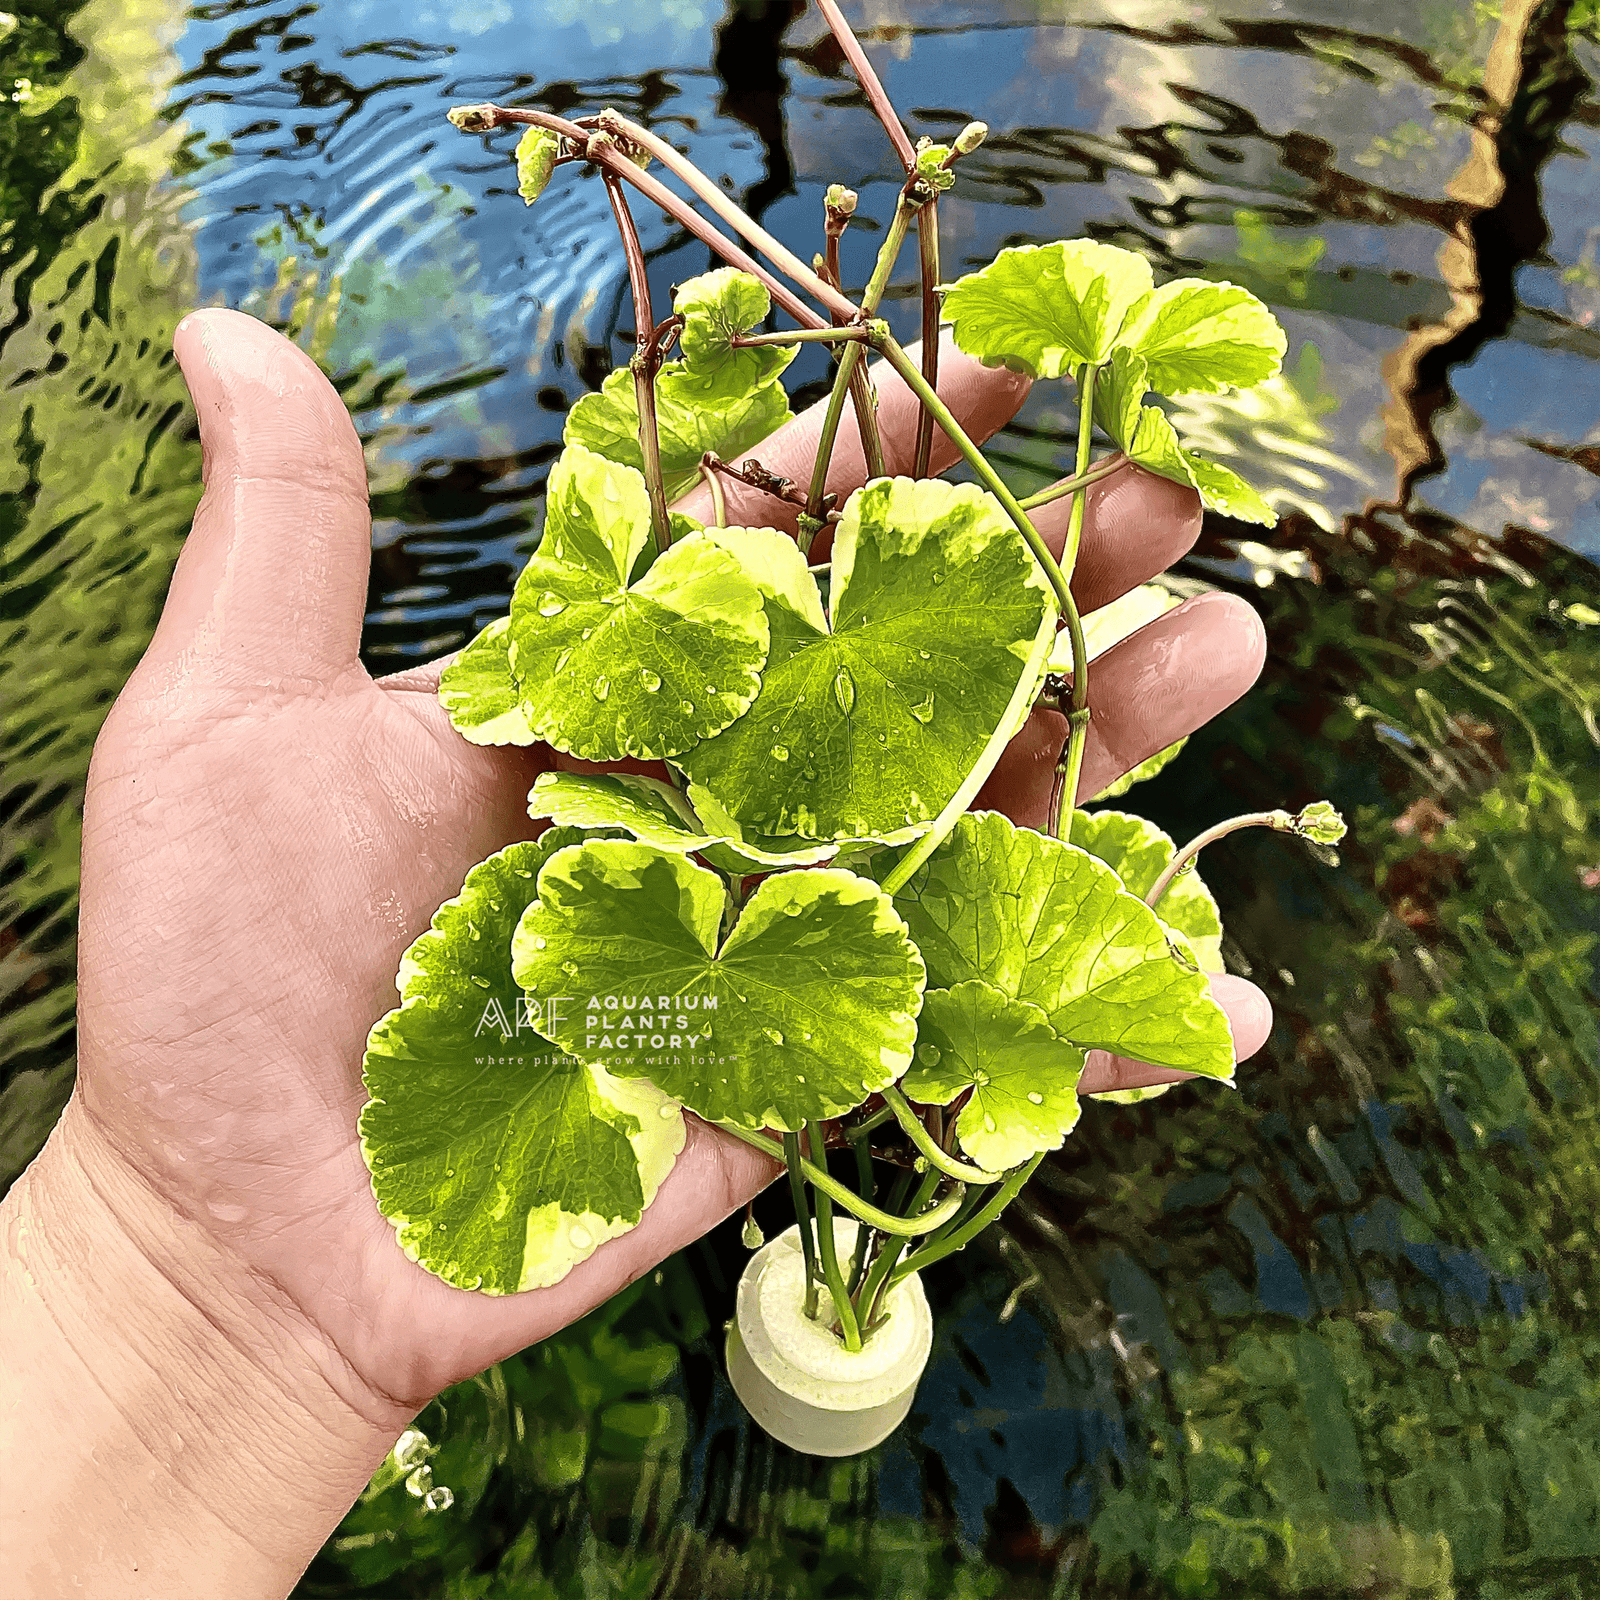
3;2;1598;1595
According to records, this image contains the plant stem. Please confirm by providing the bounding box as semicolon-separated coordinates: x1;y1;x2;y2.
888;1153;1047;1288
783;1131;820;1318
806;1124;863;1350
805;198;917;521
819;238;887;486
716;1121;965;1237
855;1170;940;1327
697;455;726;527
913;201;941;478
1050;702;1093;840
601;172;672;551
594;109;857;323
451;105;832;331
814;0;918;170
1060;363;1100;580
1145;810;1295;909
844;1132;876;1294
880;1086;1006;1183
1044;363;1105;836
733;325;872;347
1017;454;1127;512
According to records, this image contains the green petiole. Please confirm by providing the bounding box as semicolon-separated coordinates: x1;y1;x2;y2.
782;1131;820;1319
888;1153;1047;1288
880;1086;1007;1183
716;1120;966;1238
806;1123;863;1349
805;195;919;522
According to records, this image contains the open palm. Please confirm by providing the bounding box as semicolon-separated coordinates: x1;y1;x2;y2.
69;308;1269;1417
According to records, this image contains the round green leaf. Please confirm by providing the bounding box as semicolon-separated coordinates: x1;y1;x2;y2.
1093;348;1277;527
904;981;1085;1170
1069;808;1224;972
565;364;793;503
438;617;538;746
681;480;1053;840
361;830;685;1295
525;768;916;875
528;771;707;853
511;841;926;1130
942;240;1155;376
1118;278;1286;396
505;444;769;761
674;267;797;398
884;811;1234;1076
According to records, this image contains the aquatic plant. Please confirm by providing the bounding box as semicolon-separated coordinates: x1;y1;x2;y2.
356;1;1344;1446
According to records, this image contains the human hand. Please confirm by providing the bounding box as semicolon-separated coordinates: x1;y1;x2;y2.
2;309;1267;1598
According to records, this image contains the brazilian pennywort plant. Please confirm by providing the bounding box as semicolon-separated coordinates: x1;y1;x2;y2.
358;3;1345;1415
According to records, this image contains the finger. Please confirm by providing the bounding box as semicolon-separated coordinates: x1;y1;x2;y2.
147;308;370;689
1029;463;1204;614
1078;973;1273;1094
671;331;1029;533
976;591;1267;828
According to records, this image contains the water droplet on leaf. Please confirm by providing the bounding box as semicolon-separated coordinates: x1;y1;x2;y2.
531;935;547;949
771;745;790;762
983;1113;997;1133
1027;1091;1044;1105
569;1223;593;1248
640;668;662;692
592;676;610;702
918;649;931;660
658;1101;680;1120
762;1027;784;1046
917;1042;941;1065
833;667;856;716
910;694;935;724
537;592;567;617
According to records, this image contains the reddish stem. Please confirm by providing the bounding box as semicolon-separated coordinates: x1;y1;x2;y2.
452;104;831;330
814;0;917;170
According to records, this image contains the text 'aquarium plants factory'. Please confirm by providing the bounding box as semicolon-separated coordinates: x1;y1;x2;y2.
356;0;1344;1457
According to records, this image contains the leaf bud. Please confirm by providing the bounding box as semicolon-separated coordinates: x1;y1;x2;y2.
1294;800;1347;845
446;103;497;133
953;120;988;155
741;1214;765;1250
913;143;956;192
516;126;562;205
824;183;858;217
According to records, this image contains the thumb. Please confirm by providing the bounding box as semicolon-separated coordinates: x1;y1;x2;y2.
144;308;371;690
